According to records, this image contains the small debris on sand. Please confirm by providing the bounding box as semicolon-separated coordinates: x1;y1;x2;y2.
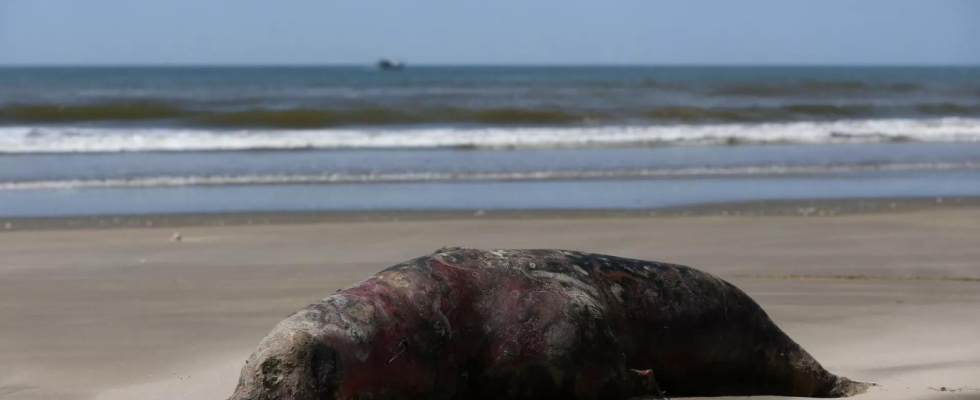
928;386;980;393
798;207;817;217
474;209;486;217
170;232;182;242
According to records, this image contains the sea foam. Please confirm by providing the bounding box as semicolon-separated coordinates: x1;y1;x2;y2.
3;162;978;190
2;118;980;153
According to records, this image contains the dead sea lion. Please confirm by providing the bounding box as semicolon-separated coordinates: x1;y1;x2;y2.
228;248;869;400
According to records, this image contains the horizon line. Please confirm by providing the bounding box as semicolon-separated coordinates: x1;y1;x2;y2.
1;62;978;68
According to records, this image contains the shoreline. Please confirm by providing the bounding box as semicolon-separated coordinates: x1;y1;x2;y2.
4;196;980;232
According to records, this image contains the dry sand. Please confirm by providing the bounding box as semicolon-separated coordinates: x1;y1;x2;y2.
2;207;979;400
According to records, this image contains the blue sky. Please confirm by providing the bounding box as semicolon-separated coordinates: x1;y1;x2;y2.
0;0;977;65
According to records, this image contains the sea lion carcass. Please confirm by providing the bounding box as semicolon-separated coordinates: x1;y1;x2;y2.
228;247;868;400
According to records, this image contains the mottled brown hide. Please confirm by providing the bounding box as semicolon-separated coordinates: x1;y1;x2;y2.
229;248;868;400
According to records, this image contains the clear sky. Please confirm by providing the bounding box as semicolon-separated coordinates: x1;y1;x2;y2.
0;0;977;66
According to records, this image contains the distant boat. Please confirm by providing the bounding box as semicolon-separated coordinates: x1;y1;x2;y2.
377;58;405;71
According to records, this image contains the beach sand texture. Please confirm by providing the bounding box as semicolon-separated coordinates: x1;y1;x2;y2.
2;207;979;400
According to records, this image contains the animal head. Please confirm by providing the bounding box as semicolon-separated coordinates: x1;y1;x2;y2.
228;328;342;400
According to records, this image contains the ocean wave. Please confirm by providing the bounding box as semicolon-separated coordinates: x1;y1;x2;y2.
197;107;584;127
710;80;920;97
4;162;979;190
643;104;877;122
915;103;980;115
3;102;980;126
0;104;586;126
0;103;186;122
2;118;980;153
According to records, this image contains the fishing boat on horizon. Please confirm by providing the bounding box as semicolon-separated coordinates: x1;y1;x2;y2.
377;58;405;70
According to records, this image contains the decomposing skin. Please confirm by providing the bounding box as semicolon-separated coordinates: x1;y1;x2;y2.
229;248;870;400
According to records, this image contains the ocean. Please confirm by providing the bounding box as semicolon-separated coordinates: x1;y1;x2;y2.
2;66;980;217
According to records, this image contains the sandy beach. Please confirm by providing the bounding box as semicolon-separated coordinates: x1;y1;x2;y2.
2;203;979;400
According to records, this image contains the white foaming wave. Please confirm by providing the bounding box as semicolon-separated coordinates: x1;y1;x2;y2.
2;118;980;153
3;162;978;191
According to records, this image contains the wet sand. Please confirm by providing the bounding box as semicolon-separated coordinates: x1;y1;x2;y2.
2;203;979;400
4;196;980;232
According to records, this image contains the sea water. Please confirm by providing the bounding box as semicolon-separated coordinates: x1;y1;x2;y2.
2;66;979;216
